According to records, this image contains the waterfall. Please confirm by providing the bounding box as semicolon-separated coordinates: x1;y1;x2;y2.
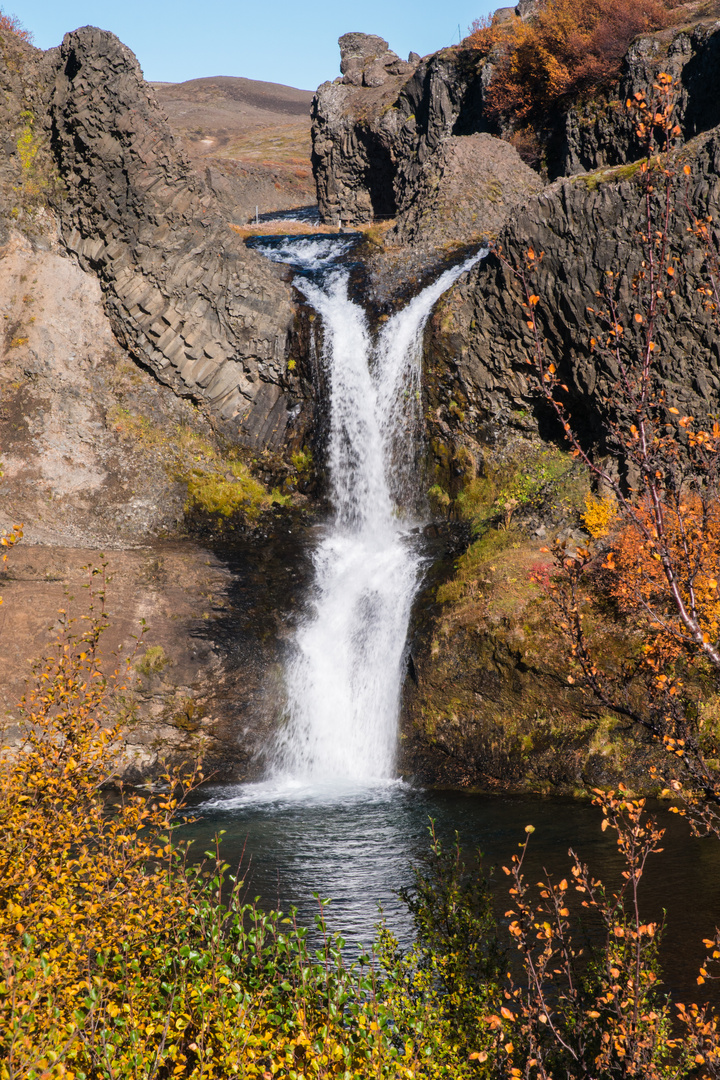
253;236;484;790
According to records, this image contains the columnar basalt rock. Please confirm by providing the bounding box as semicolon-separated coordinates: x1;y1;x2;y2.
561;18;720;176
311;45;487;227
45;27;305;451
423;127;720;464
390;131;542;246
338;32;416;88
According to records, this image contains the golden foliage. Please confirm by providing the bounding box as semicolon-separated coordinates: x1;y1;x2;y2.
464;0;677;131
495;789;684;1079
608;494;720;676
0;523;22;609
0;574;487;1077
582;491;617;538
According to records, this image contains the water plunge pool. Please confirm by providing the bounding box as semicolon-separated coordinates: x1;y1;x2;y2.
183;783;720;1007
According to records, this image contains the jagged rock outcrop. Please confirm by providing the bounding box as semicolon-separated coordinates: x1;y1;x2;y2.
312;45;486;226
423;126;720;468
41;27;306;451
338;32;416;88
391;132;542;246
312;9;720;229
561;15;720;175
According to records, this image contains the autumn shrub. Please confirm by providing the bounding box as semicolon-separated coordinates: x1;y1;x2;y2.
4;624;426;1080
0;7;32;44
375;826;503;1079
582;491;618;539
463;0;678;133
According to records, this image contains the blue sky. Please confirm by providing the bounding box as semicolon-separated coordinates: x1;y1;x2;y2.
8;0;495;90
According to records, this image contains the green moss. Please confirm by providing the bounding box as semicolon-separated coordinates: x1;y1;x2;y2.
454;475;494;522
136;645;170;678
186;461;272;520
588;713;628;761
291;447;313;476
443;444;588;533
448;400;465;422
108;408;290;525
581;159;645;192
436;528;522;606
428;483;451;513
11;107;64;214
170;697;203;732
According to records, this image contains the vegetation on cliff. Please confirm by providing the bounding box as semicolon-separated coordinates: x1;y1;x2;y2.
109;408;296;529
506;74;720;824
0;567;505;1078
463;0;680;149
0;6;31;44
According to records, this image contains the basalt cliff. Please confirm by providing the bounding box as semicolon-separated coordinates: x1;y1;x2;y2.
0;24;317;780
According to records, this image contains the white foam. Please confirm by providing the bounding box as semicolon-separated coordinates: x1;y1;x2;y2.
251;238;486;790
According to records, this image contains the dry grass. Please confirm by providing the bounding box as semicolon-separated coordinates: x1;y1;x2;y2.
221;124;311;167
230;220;340;237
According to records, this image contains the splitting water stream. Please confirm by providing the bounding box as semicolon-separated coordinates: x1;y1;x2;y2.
188;233;720;1000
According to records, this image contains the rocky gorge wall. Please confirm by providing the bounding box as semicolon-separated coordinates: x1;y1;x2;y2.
423;130;720;460
311;7;720;234
2;25;315;458
45;27;309;451
302;7;720;791
4;7;720;792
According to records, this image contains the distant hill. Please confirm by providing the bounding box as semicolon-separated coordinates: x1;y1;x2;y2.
152;73;315;219
151;76;316;218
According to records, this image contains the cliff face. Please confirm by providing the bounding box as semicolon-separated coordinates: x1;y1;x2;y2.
423;127;720;464
312;13;720;230
561;15;720;175
0;26;320;780
311;46;488;227
44;28;306;451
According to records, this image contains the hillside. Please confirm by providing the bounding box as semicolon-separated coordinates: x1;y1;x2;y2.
152;75;315;219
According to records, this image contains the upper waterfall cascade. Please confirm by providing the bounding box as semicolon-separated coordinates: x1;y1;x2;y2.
255;236;484;786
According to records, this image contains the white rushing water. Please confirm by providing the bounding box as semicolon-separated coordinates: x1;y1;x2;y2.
253;236;484;790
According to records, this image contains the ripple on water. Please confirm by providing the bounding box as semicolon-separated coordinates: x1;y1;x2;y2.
182;787;720;1004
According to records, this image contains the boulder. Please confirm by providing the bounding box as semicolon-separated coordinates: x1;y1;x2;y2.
391;132;543;245
338;32;403;88
492;6;518;25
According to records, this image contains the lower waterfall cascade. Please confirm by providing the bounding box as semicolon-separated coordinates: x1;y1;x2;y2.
256;237;485;788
